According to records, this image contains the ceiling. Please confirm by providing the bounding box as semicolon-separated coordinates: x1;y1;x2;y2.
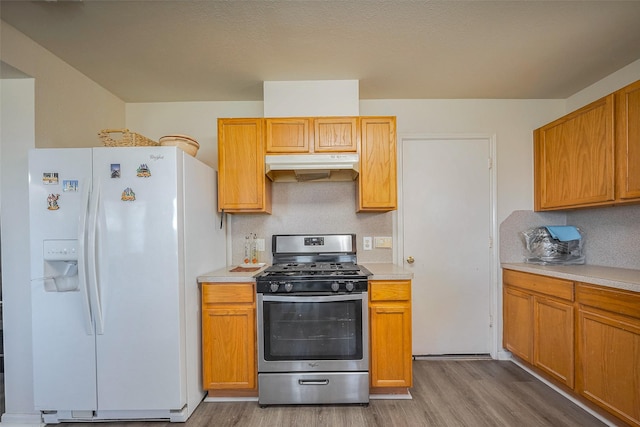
2;0;640;103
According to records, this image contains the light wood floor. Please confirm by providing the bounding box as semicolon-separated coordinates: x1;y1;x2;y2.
58;360;608;427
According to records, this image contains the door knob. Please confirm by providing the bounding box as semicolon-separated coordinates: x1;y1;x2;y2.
406;256;415;264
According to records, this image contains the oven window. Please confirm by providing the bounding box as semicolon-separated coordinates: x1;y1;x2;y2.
262;299;363;361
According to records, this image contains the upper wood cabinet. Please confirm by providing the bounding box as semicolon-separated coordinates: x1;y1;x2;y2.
534;78;640;211
358;116;397;212
265;118;312;153
314;117;358;152
534;94;615;210
218;118;272;213
265;117;358;153
219;115;397;212
615;79;640;202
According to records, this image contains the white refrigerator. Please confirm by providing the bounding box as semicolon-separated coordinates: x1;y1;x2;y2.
28;146;225;423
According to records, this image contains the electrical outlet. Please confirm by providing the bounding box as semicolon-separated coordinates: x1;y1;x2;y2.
363;236;372;251
374;236;393;249
256;238;265;252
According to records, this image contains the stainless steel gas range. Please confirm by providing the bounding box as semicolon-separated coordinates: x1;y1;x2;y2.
255;234;372;406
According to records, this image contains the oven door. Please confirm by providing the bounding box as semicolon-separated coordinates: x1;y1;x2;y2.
257;292;368;373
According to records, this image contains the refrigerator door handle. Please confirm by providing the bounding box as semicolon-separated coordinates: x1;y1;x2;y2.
77;180;94;335
87;181;105;334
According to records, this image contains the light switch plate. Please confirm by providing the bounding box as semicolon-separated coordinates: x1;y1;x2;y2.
363;236;372;251
256;238;265;252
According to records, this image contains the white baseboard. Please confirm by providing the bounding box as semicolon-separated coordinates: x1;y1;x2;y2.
369;391;413;400
204;396;259;403
496;349;512;360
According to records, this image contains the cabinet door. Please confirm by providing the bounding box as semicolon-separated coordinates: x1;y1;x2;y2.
369;280;412;390
503;286;533;362
577;307;640;427
217;118;271;213
369;303;412;388
615;79;640;201
534;94;615;210
314;117;358;152
534;296;574;387
202;306;256;391
265;118;312;153
358;117;397;211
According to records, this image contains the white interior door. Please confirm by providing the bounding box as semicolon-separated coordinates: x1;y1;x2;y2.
401;137;493;355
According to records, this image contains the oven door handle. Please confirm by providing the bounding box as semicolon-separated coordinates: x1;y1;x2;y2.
260;293;366;303
298;379;330;386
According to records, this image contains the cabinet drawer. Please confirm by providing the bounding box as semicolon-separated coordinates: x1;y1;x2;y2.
503;269;574;301
576;283;640;319
369;280;411;302
202;283;255;304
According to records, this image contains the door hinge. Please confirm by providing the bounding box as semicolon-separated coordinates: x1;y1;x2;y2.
489;236;493;249
488;157;493;169
489;314;494;328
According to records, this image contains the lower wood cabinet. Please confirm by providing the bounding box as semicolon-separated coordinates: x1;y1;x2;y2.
503;269;574;388
534;295;575;388
503;269;640;427
201;282;257;396
368;280;412;393
503;286;534;362
576;284;640;427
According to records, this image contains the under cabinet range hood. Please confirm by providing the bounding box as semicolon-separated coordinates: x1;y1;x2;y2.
265;153;360;182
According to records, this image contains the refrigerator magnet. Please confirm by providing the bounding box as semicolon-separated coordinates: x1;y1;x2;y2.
111;164;121;178
121;187;136;201
47;193;60;210
63;180;78;192
136;164;151;177
42;172;59;185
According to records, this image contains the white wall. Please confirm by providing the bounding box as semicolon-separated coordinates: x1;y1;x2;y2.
0;78;41;424
0;21;126;148
360;99;564;225
566;58;640;111
125;101;263;169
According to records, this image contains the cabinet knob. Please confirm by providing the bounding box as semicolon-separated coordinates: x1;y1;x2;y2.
406;256;415;264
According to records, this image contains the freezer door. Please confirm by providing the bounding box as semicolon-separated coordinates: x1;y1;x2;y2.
28;148;97;411
91;147;187;412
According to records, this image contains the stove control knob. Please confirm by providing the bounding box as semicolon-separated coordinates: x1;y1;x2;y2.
269;282;279;293
331;282;340;292
345;281;355;292
284;282;294;292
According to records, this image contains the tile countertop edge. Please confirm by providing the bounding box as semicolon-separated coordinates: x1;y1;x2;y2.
501;263;640;293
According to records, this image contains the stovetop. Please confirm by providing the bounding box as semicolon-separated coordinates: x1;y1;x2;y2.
256;262;371;294
264;262;362;274
257;234;370;293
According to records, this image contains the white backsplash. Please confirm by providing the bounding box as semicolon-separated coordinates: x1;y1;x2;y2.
229;181;393;265
500;205;640;270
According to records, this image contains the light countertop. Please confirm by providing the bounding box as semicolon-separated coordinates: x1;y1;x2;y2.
501;263;640;293
198;264;268;283
197;262;413;283
361;263;414;281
